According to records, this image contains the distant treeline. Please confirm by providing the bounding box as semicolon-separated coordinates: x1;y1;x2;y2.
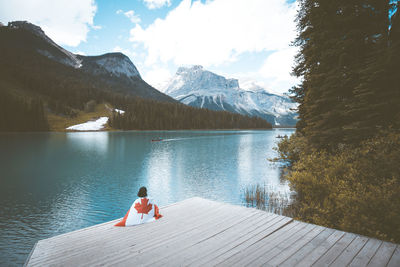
0;26;271;131
109;99;270;130
0;90;48;132
278;1;400;242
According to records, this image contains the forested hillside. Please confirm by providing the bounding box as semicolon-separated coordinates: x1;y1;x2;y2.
109;99;270;130
279;0;400;242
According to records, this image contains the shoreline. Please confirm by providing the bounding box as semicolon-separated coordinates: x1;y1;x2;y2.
0;127;295;134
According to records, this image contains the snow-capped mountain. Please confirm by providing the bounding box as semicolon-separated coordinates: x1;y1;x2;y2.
3;21;173;102
164;65;298;126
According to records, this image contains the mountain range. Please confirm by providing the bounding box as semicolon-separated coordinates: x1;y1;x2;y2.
0;21;294;130
163;66;298;126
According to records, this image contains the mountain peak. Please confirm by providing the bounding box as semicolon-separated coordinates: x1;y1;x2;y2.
166;65;240;95
80;53;141;79
8;21;45;37
95;52;128;59
176;65;204;74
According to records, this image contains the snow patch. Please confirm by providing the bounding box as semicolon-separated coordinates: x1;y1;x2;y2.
67;117;109;131
114;108;125;114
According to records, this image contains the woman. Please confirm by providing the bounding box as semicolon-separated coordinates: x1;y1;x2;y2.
114;187;162;227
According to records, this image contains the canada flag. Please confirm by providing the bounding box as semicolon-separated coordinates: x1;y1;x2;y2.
114;197;162;227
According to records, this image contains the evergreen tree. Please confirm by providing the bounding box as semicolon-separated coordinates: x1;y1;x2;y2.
0;91;49;132
292;0;392;148
344;1;393;142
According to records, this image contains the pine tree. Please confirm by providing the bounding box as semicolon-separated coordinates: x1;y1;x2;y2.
292;0;392;148
343;0;392;142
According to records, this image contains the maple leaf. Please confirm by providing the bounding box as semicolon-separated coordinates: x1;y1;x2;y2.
134;198;153;219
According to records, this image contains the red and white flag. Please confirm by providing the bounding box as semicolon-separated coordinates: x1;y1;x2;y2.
114;197;162;227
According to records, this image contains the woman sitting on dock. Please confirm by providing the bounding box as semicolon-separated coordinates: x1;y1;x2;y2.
115;186;162;227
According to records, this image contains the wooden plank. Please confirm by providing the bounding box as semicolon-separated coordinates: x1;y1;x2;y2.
216;221;304;266
30;197;218;253
349;238;382;267
30;197;200;257
330;235;369;267
93;204;253;265
387;245;400;267
30;207;233;266
106;206;259;266
312;232;357;266
25;198;400;267
266;225;325;266
278;228;335;267
68;203;252;266
295;230;346;266
29;200;238;266
148;211;272;266
368;241;397;267
179;213;281;267
41;197;197;243
28;198;228;266
150;211;275;266
247;223;318;266
39;197;203;245
193;215;292;267
28;201;217;265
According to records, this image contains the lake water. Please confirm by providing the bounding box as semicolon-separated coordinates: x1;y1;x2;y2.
0;129;294;265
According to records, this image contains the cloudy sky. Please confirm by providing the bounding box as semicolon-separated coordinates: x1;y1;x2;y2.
0;0;299;94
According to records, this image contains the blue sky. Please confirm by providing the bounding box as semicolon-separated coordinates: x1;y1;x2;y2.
0;0;299;94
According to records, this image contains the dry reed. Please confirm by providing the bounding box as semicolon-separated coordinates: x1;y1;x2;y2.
244;184;294;216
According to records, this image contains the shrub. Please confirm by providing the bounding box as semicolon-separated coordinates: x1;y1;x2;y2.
282;132;400;242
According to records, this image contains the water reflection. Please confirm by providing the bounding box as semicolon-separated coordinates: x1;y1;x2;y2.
66;131;109;154
146;142;173;203
238;133;254;185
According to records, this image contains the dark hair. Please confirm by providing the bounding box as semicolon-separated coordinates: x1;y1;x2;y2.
137;186;147;197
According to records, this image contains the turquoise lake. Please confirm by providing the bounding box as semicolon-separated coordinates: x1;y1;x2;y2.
0;129;294;265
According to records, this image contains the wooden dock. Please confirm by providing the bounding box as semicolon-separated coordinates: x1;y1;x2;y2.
25;197;399;266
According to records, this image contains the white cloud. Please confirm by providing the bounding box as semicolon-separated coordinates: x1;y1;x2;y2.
258;47;300;91
142;67;173;90
0;0;97;47
223;48;300;95
117;9;141;24
143;0;172;10
130;0;297;67
124;10;141;24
